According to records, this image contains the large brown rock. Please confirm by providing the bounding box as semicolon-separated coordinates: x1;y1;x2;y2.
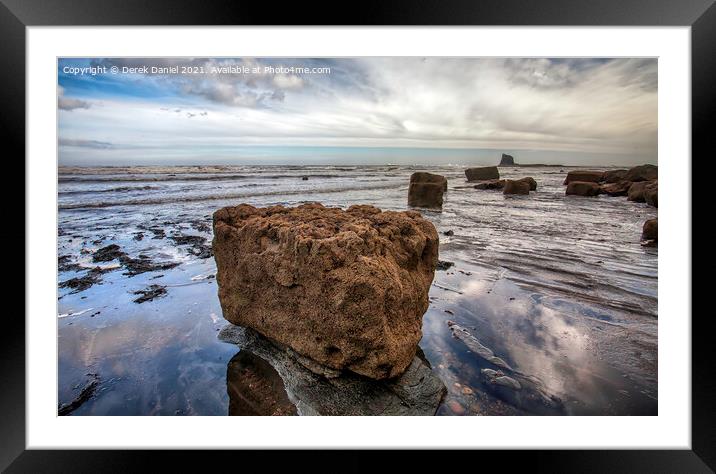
503;179;530;195
515;176;537;191
603;169;628;183
212;203;439;380
563;170;605;185
624;164;658;182
628;181;657;203
566;181;602;196
642;218;658;245
465;166;499;182
408;172;447;208
600;180;632;196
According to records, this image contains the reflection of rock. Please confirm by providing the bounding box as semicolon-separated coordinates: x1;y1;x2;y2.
408;172;447;208
465;166;499;182
226;350;298;416
220;324;446;416
447;321;513;370
212;203;438;380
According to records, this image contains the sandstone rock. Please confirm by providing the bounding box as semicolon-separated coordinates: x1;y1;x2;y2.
566;181;601;197
600;180;632;197
563;170;605;185
603;169;628;183
408;172;447;208
503;179;530;195
624;164;658;182
515;176;537;191
642;218;658;243
627;181;657;203
220;324;446;416
473;179;505;190
212;203;439;380
465;166;499;182
499;153;515;166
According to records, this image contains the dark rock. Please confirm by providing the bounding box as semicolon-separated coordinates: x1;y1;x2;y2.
408;172;447;209
220;324;446;416
473;179;505;190
437;260;454;271
503;179;530;195
443;230;454;236
644;182;658;207
603;169;628;183
624;164;658;182
301;176;309;181
92;244;125;262
212;203;438;380
515;176;537;191
59;267;107;293
563;170;605;185
641;218;658;244
465;166;499;182
566;181;602;197
499;153;515;166
58;374;99;415
132;284;167;303
627;181;657;203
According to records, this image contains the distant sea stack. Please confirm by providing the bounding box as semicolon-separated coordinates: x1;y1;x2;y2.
499;153;515;166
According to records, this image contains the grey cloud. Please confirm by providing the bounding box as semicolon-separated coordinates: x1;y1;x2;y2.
59;138;113;149
58;86;92;111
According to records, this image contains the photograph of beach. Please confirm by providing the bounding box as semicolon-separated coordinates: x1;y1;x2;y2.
57;57;657;416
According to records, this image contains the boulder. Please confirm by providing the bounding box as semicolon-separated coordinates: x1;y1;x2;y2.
499;153;515;166
641;218;658;244
473;179;505;190
627;181;657;203
600;180;632;197
408;172;447;208
212;203;439;380
515;176;537;191
603;169;628;183
644;182;658;207
503;179;531;195
465;166;500;182
563;170;605;185
624;164;658;182
566;181;601;196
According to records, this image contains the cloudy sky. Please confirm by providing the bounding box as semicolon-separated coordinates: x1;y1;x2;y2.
58;57;657;166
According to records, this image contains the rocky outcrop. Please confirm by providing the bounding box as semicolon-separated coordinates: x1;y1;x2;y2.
473;179;505;190
465;166;499;182
212;203;439;380
499;153;515;166
220;324;446;416
566;181;602;197
641;218;658;246
600;181;632;197
627;181;657;203
563;170;605;185
503;179;530;195
644;182;658;207
516;176;537;191
604;169;628;183
624;164;658;182
408;172;447;208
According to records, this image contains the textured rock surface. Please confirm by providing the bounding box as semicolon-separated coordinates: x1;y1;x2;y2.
600;181;632;197
627;181;657;203
220;324;447;416
563;170;605;185
499;153;515;166
566;181;602;196
212;203;439;380
644;182;658;207
473;179;505;190
503;179;531;195
465;166;500;182
408;172;447;208
624;164;658;182
603;169;628;183
515;176;537;191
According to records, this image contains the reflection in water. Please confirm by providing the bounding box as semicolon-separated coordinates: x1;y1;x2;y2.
226;351;297;416
221;325;446;416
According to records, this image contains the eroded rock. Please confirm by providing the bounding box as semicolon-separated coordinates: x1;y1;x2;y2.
212;203;439;380
465;166;499;182
503;179;530;195
408;172;447;209
624;164;658;182
563;170;605;185
566;181;601;197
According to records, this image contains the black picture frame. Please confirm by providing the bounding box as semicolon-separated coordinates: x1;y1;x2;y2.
5;0;713;471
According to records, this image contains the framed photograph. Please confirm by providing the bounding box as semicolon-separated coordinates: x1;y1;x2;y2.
7;0;713;470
